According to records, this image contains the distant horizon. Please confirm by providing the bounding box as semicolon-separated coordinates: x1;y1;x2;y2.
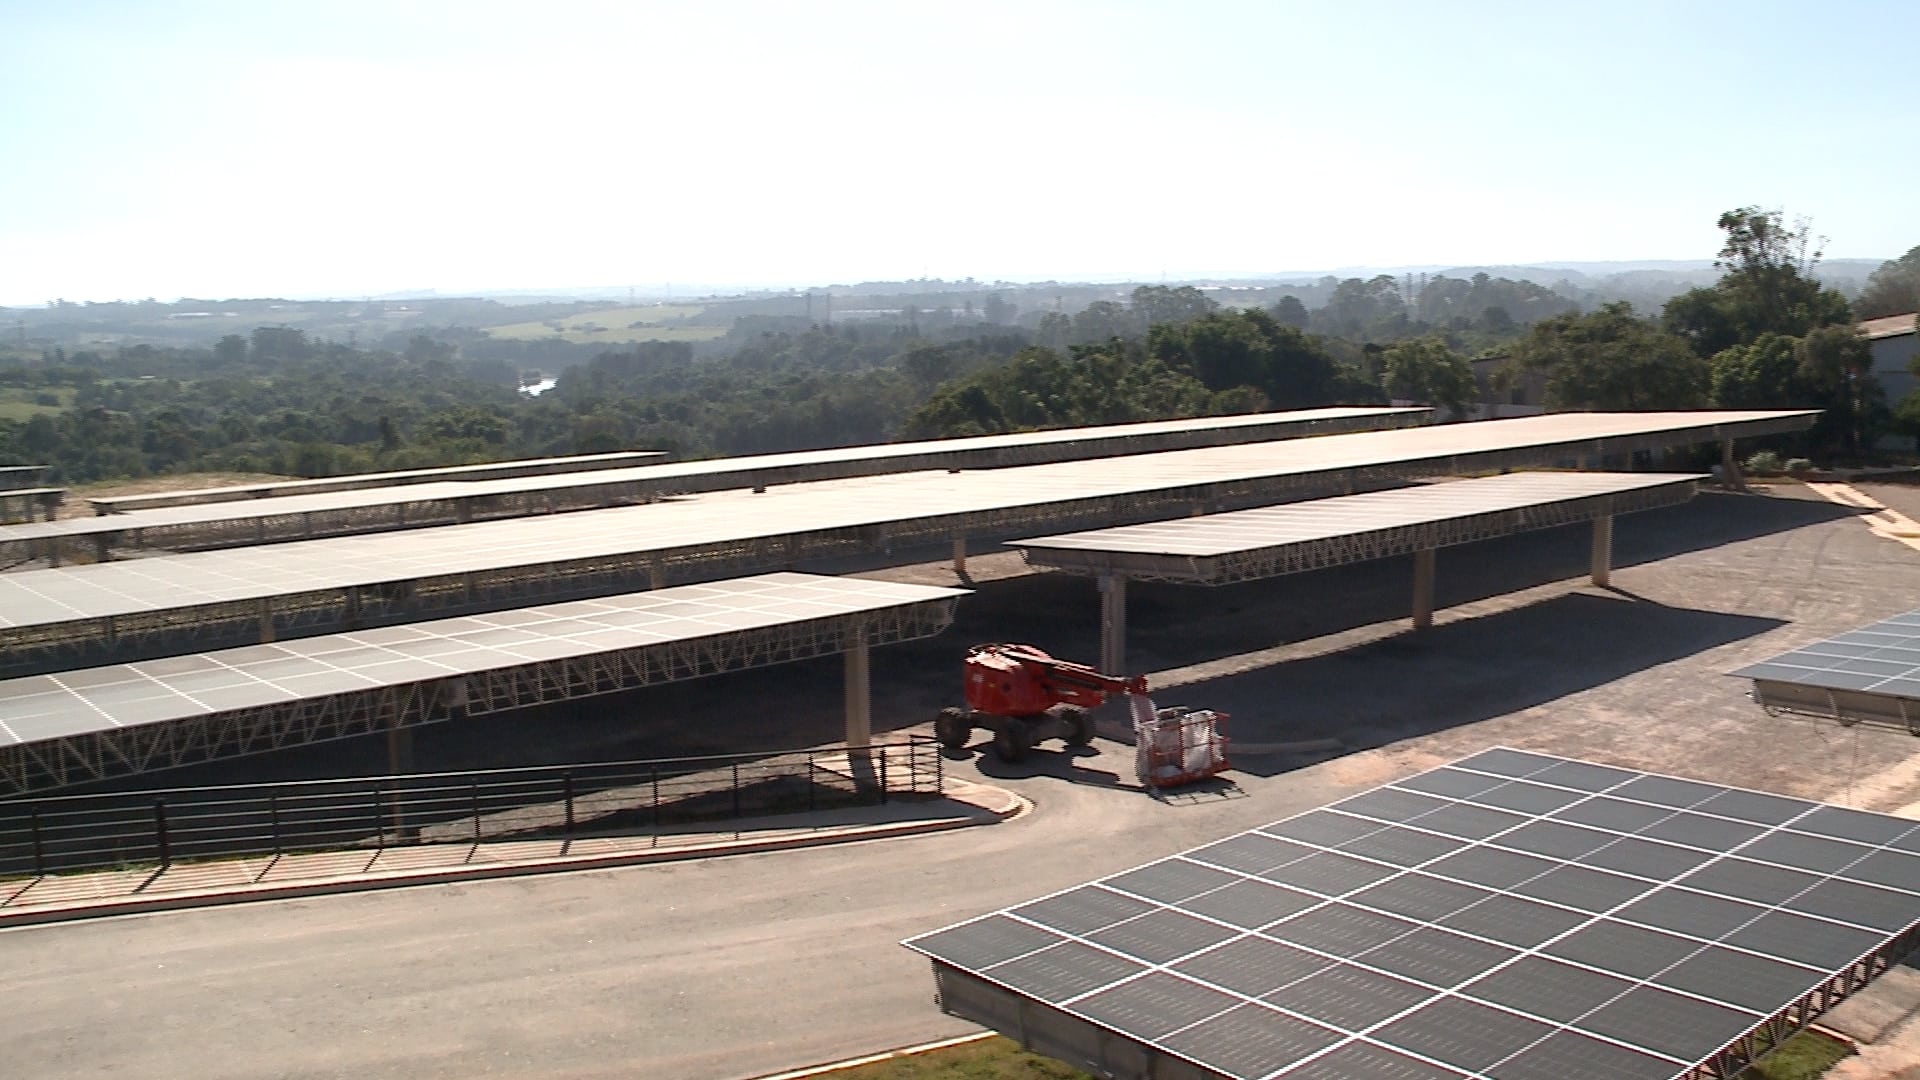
5;255;1897;310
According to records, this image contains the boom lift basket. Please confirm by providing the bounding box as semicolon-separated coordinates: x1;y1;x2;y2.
1132;701;1230;789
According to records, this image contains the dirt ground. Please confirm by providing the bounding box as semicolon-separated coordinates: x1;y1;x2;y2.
52;471;289;519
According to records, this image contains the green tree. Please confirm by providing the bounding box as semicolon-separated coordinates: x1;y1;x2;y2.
1855;245;1920;320
1665;206;1852;355
1130;285;1217;327
1515;303;1709;410
1380;337;1474;418
1708;333;1801;409
1270;295;1309;329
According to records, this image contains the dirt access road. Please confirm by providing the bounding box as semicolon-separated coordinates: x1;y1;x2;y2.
10;482;1920;1079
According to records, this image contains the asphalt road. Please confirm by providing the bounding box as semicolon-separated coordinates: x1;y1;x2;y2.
9;482;1920;1080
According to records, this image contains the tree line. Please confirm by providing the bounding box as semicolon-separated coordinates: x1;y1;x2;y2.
0;207;1912;485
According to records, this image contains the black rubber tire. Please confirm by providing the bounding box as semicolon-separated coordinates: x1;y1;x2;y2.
1062;707;1094;746
992;723;1030;763
935;707;972;750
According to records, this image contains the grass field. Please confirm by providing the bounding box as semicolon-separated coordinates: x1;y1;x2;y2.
483;304;726;344
0;386;74;420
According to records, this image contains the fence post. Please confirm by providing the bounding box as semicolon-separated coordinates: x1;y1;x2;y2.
471;781;481;843
934;737;944;792
30;805;45;876
651;764;660;828
269;794;282;855
878;744;889;805
372;787;385;850
807;751;816;813
154;798;171;868
563;770;575;837
731;762;741;820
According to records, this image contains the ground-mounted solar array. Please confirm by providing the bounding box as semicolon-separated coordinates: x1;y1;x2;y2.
906;749;1920;1080
1734;610;1920;733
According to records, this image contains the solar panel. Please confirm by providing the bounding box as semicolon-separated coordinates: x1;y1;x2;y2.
905;749;1920;1079
0;573;965;746
0;412;1810;631
1735;609;1920;731
1014;472;1699;563
0;407;1424;545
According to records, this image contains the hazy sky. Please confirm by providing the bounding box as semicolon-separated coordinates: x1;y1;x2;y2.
4;0;1918;304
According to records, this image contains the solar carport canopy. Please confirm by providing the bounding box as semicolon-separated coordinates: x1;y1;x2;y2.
0;573;966;794
0;406;1426;548
1010;471;1704;583
906;749;1920;1080
1733;609;1920;733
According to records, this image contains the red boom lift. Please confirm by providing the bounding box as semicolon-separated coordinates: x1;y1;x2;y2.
935;643;1149;762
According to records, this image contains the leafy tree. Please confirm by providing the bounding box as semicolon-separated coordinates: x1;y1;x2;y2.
1855;245;1920;320
1664;207;1852;356
1380;337;1474;418
1795;324;1881;456
1129;285;1217;326
1515;303;1709;410
1270;295;1309;329
1708;333;1801;409
1149;309;1362;408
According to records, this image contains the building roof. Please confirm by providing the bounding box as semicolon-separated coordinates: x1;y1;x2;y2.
1860;313;1918;341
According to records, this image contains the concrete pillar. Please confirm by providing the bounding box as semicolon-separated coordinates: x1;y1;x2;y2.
648;554;665;591
1721;439;1746;492
1099;574;1129;676
92;535;112;563
951;535;967;575
1591;513;1614;588
387;720;414;776
1411;547;1436;631
258;598;275;643
844;639;871;750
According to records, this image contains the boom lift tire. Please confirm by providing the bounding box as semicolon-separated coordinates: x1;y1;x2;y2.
1062;707;1093;747
992;722;1030;763
935;707;972;750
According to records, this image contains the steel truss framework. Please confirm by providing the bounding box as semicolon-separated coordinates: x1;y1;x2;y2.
1749;684;1920;736
1;407;1426;563
0;597;957;797
1015;481;1699;584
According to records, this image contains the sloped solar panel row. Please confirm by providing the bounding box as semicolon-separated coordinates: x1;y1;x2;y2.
0;573;967;747
1734;609;1920;697
906;749;1920;1079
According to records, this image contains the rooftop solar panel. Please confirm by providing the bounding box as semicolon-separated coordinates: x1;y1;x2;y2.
1735;608;1920;731
905;749;1920;1080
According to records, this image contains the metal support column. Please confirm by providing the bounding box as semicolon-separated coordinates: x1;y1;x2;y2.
952;535;967;575
1099;574;1129;676
387;714;414;776
1411;547;1436;631
258;598;275;643
844;639;871;750
1591;513;1614;587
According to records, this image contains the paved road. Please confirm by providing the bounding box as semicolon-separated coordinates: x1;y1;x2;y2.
9;483;1920;1080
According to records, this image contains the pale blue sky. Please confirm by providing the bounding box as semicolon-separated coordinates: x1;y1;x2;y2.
3;0;1916;304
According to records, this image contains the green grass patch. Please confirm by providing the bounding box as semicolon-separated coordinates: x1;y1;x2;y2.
1749;1029;1853;1079
483;304;724;344
826;1037;1090;1080
0;386;72;419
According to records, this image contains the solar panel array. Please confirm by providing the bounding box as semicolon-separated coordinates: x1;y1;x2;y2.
0;573;966;747
0;407;1424;543
906;749;1920;1080
0;411;1814;631
1733;609;1920;699
1012;472;1698;565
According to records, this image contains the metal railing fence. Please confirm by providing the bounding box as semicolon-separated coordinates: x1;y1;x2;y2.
0;738;942;879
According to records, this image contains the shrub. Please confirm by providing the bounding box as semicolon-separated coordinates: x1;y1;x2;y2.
1744;450;1784;475
1785;457;1814;473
